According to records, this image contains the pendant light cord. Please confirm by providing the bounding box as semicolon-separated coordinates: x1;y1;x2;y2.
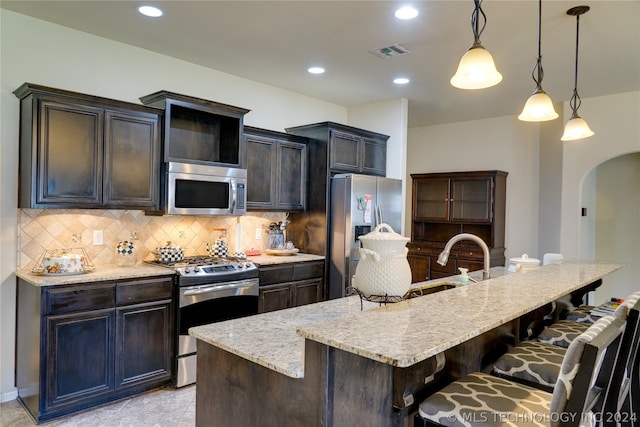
569;12;582;117
471;0;487;47
531;0;545;90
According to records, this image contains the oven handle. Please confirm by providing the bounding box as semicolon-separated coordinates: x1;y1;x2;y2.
183;282;252;296
179;279;259;307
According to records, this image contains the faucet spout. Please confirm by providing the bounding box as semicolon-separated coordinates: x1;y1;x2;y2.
437;233;491;280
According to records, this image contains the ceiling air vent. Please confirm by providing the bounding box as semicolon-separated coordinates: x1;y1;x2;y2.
369;43;410;59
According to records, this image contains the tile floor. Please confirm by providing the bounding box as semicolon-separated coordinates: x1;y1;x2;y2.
0;386;195;427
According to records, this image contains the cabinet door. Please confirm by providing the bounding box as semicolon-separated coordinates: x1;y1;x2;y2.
245;135;277;209
450;178;492;222
258;283;291;313
413;178;450;220
292;279;322;307
45;309;115;411
361;137;386;176
456;258;485;273
103;110;160;209
116;301;173;388
276;141;306;210
407;254;430;283
329;131;361;172
37;100;103;206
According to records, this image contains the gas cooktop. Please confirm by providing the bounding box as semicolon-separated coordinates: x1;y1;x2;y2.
147;255;257;278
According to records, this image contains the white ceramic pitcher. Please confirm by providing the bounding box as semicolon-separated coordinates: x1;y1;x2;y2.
352;223;411;298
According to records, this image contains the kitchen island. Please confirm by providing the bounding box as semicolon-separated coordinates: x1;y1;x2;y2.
189;261;622;426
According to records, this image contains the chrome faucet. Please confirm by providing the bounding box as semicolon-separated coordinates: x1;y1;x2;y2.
437;233;491;280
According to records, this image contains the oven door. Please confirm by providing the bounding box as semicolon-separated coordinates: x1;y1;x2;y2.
176;278;258;387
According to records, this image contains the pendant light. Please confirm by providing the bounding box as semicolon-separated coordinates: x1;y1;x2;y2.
450;0;502;90
518;0;558;121
561;6;594;141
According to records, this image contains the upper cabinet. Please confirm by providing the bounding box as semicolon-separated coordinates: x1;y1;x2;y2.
139;91;250;168
14;83;162;210
413;175;495;223
243;127;308;211
286;122;389;177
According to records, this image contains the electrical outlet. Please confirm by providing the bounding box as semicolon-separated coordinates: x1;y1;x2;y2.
93;230;104;245
255;228;262;240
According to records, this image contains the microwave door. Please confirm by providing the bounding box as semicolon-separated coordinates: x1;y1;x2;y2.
168;174;231;215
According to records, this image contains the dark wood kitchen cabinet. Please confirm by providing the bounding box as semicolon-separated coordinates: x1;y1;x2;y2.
140;90;250;167
258;260;324;313
243;127;308;211
286;122;388;177
14;83;162;210
283;122;389;292
16;275;174;423
408;170;507;282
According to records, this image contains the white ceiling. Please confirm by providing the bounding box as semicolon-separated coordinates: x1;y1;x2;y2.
2;0;639;128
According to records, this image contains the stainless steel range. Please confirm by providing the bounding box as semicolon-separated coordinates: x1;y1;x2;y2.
152;256;259;388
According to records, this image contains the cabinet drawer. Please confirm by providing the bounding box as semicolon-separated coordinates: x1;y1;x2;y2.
259;264;294;286
45;283;116;315
458;246;485;260
407;243;431;255
292;261;323;281
116;277;174;305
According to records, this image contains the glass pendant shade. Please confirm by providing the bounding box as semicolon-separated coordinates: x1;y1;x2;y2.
518;90;559;121
451;45;503;89
561;116;594;141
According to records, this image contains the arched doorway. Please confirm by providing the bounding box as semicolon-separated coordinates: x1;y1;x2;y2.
582;152;640;304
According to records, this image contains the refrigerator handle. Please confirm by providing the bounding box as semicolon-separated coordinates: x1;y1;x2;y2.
375;204;382;226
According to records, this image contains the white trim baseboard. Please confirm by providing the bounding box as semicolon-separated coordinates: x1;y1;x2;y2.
1;389;18;403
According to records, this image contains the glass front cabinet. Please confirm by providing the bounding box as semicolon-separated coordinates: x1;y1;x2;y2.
409;170;507;282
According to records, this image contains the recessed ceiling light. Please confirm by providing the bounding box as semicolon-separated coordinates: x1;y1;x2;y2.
395;6;418;20
394;77;410;85
137;5;163;17
308;67;325;74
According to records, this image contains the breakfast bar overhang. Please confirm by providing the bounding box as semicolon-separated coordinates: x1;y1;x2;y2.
189;261;623;426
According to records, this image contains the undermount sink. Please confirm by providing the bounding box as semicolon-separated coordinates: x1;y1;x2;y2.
406;282;457;299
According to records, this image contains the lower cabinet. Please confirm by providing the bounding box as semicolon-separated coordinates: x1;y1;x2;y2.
258;261;324;313
16;275;175;423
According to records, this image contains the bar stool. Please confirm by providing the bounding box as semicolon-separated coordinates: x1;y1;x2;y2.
602;298;640;426
415;315;625;427
538;292;639;348
493;292;640;392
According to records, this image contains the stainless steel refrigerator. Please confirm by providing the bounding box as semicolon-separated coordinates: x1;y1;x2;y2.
329;174;403;299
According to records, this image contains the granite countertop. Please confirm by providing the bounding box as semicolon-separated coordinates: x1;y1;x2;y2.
16;253;325;286
248;253;325;265
16;262;176;286
189;261;623;377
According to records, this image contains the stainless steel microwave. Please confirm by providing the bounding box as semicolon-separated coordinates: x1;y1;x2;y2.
166;162;247;215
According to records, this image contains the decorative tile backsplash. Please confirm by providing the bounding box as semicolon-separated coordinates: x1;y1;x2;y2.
18;209;287;270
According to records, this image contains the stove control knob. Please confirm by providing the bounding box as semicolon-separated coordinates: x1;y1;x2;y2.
183;266;191;274
193;265;200;273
